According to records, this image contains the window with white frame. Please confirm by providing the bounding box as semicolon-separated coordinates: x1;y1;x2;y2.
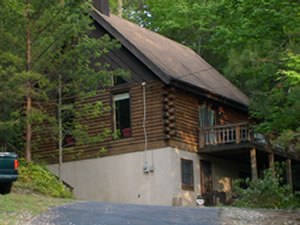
113;92;131;138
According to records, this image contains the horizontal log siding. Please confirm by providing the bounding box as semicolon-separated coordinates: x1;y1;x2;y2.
170;89;248;152
33;80;166;163
219;105;248;124
170;90;199;152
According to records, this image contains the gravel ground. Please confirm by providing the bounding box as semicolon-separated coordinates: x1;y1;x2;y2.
220;207;300;225
21;204;300;225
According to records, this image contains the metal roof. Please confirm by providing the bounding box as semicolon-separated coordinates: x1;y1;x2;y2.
91;10;249;107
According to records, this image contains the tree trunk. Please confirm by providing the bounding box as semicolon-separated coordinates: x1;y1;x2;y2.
58;0;65;182
117;0;123;17
25;95;32;162
25;0;32;162
58;76;63;182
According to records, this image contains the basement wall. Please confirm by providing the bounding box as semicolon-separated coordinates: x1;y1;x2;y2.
48;147;246;206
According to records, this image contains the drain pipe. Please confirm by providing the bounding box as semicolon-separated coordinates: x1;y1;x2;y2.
142;82;154;173
142;82;148;173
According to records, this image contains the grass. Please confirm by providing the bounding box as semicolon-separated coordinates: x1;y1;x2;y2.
14;159;73;198
0;159;76;224
0;191;75;225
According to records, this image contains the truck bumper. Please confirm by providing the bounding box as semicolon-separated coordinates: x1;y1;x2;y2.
0;174;18;183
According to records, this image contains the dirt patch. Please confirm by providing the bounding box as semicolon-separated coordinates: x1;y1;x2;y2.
220;207;300;225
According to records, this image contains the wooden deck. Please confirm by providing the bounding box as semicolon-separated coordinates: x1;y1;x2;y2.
198;122;300;162
198;122;251;148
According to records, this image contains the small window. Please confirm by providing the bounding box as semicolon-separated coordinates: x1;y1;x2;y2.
61;105;76;147
113;92;131;138
113;75;126;86
181;159;194;190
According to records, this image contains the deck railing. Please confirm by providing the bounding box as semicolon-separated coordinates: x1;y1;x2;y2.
198;122;251;148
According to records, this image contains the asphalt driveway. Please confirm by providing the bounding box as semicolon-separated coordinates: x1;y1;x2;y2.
29;202;221;225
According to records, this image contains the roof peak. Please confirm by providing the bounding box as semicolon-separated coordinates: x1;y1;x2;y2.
93;0;110;16
91;10;249;108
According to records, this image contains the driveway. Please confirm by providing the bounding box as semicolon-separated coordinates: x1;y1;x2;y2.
29;202;221;225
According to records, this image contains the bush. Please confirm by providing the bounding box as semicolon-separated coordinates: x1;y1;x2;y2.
233;163;300;209
14;159;73;199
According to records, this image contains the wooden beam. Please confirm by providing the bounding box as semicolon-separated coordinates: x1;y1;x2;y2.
268;153;275;178
286;159;293;190
236;125;240;144
199;130;205;148
250;148;258;182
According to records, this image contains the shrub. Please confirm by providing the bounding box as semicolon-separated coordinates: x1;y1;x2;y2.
233;163;300;209
14;159;73;199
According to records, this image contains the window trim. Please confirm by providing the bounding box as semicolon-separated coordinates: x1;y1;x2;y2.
111;90;132;139
181;158;194;191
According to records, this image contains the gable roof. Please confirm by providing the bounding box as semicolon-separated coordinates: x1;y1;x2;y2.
90;9;249;108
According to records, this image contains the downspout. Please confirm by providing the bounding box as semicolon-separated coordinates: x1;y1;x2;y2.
142;82;154;173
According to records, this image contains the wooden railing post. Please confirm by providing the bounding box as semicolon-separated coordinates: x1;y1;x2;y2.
236;124;240;144
247;124;252;142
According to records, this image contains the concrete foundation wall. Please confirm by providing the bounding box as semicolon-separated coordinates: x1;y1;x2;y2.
48;147;248;206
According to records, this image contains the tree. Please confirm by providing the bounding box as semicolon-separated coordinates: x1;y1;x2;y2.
0;0;124;162
120;0;300;150
114;0;226;70
210;0;300;149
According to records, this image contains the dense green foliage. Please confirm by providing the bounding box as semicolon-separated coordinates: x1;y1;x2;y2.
119;0;300;150
233;165;300;209
0;0;299;155
14;159;73;198
0;0;127;160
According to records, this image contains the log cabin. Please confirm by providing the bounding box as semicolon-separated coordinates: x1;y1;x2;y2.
34;0;300;206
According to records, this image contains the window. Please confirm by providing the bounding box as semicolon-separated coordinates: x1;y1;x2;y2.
113;75;126;86
181;159;194;190
199;105;217;144
61;104;75;147
199;105;216;127
113;92;131;138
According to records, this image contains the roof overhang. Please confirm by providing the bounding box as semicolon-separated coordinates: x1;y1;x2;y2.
90;9;171;84
90;9;249;111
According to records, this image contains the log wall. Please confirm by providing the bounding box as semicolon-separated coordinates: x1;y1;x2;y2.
170;89;248;152
33;80;166;163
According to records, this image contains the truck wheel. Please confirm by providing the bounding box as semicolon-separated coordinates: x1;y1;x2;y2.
0;183;12;194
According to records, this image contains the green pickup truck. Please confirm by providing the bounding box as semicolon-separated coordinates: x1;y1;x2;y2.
0;152;18;194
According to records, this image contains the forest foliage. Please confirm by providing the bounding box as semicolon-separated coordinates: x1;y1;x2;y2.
111;0;300;150
0;0;125;161
0;0;299;157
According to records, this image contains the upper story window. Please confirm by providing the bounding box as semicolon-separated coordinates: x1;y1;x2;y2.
61;104;76;147
113;75;126;86
113;92;131;138
181;158;194;191
199;105;216;127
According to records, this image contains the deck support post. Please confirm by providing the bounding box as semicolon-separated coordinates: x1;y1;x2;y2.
268;153;275;178
236;125;240;144
286;158;293;191
250;148;258;182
